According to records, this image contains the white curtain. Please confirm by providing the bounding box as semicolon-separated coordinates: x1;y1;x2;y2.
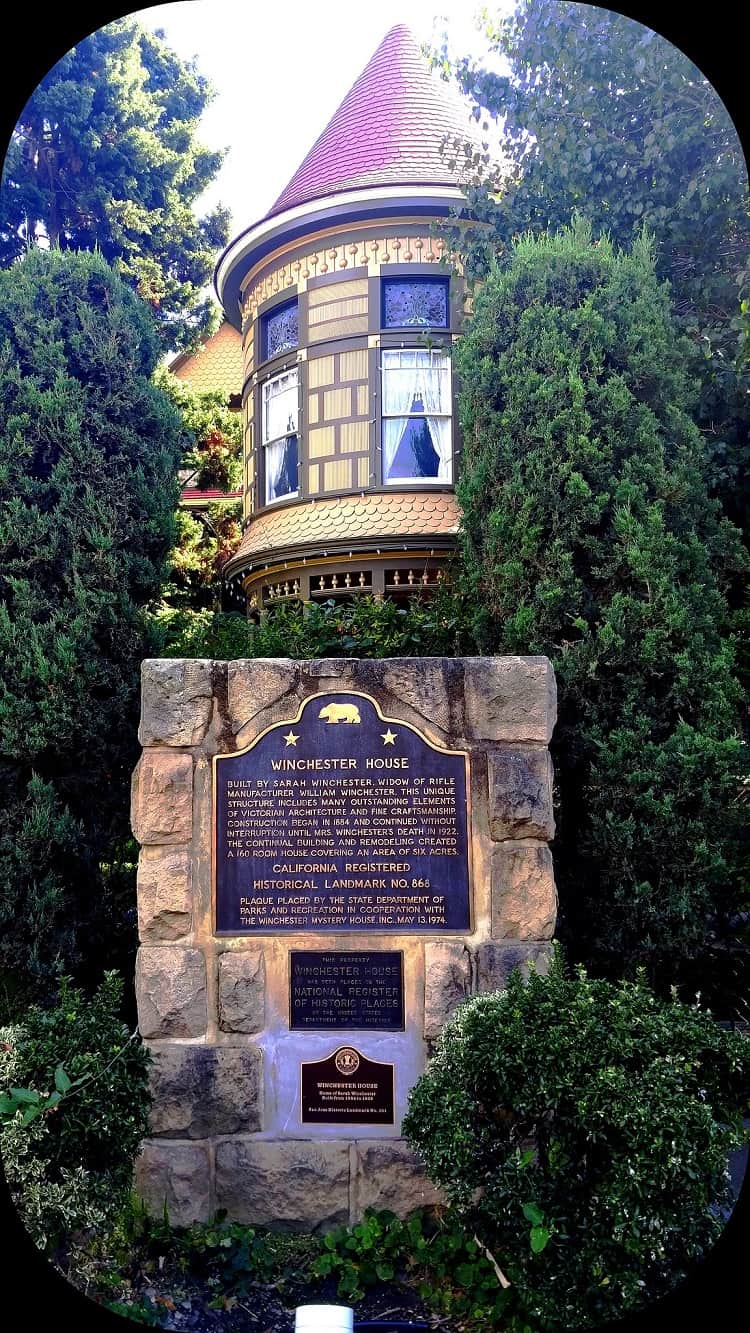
417;353;452;481
265;438;288;501
263;368;298;501
382;350;419;480
263;369;298;444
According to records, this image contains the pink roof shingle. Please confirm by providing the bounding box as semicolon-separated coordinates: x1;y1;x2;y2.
268;25;485;218
228;491;460;570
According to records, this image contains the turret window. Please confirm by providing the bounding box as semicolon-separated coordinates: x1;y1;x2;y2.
382;277;448;329
262;368;299;503
381;349;452;483
262;297;298;361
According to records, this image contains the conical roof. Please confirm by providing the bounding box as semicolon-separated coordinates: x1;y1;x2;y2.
268;24;484;218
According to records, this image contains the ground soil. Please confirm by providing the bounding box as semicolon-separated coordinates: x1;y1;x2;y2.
58;1246;462;1332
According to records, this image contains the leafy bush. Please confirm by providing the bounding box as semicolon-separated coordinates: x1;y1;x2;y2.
313;1207;510;1328
402;948;750;1331
69;1200;515;1329
154;587;472;661
0;972;151;1250
455;218;748;1007
0;1107;108;1252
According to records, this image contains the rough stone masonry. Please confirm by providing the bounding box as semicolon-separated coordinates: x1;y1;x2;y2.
132;656;557;1229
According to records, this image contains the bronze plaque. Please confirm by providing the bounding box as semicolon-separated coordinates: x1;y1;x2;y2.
300;1045;395;1124
290;950;404;1030
213;691;471;933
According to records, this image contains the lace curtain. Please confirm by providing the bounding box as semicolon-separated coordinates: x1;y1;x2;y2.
263;369;299;501
381;350;451;481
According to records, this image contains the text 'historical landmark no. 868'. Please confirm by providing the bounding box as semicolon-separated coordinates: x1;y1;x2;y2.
213;691;471;933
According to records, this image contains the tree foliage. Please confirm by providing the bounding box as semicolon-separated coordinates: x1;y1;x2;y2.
0;18;230;351
455;219;748;1007
153;367;243;612
403;949;750;1331
441;0;750;536
0;248;184;1014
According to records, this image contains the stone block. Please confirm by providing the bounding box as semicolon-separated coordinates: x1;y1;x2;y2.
134;1140;210;1227
491;843;557;940
148;1044;263;1138
131;750;193;846
214;1140;350;1232
354;1140;443;1217
139;659;214;747
136;946;207;1038
303;659;357;679
463;657;556;743
227;659;298;734
488;748;554;840
218;950;265;1033
423;941;471;1040
380;659;451;734
475;941;553;994
137;846;192;942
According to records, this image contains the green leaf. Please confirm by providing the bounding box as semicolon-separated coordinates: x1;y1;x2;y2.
9;1087;40;1104
54;1064;72;1094
522;1202;544;1225
530;1226;551;1253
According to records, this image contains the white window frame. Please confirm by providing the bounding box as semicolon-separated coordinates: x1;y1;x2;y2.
380;348;453;486
261;366;299;506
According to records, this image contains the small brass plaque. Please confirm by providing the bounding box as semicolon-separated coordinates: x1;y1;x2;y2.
300;1045;395;1124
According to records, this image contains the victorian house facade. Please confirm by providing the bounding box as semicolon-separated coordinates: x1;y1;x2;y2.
214;25;485;614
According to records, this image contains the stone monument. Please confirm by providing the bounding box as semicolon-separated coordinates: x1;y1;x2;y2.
132;656;557;1229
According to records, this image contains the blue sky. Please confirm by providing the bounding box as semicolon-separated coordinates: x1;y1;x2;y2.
135;0;510;232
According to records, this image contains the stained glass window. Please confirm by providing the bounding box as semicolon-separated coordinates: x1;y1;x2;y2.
263;299;298;360
382;278;449;329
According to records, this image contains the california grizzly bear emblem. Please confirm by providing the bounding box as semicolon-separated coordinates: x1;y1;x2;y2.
318;702;361;724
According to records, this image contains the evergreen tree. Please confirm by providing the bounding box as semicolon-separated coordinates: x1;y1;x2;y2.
0;248;184;1016
0;18;230;352
456;219;748;1010
442;1;750;540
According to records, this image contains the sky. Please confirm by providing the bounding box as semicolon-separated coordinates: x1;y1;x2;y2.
134;0;511;237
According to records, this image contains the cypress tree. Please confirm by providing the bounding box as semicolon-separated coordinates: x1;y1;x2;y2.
456;219;748;1008
0;249;185;1015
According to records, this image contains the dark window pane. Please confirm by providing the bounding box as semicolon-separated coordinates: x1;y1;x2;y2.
264;301;298;359
383;279;448;329
384;418;440;480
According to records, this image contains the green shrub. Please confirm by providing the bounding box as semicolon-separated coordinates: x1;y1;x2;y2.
0;1108;108;1251
0;972;151;1249
312;1207;511;1327
455;219;748;1007
154;587;472;661
402;948;750;1331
